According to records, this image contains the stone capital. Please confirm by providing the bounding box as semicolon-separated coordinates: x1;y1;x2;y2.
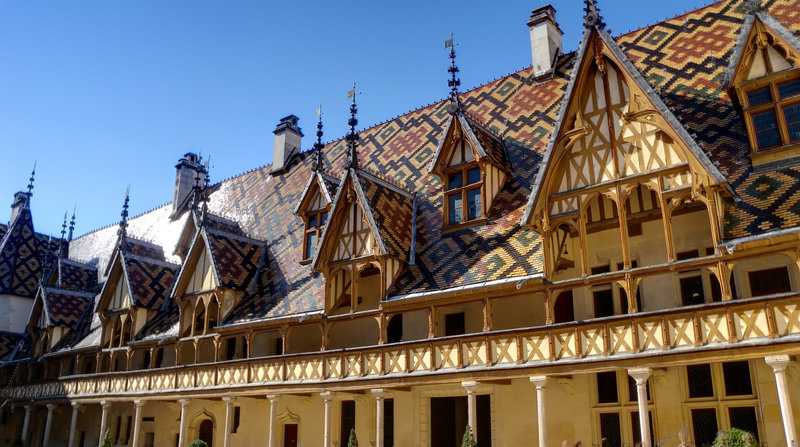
371;388;387;399
70;402;81;410
461;380;479;394
222;396;236;405
320;391;334;402
46;403;57;411
266;394;282;404
765;354;792;372
178;398;190;407
133;399;145;408
530;375;548;389
627;367;652;384
100;401;112;410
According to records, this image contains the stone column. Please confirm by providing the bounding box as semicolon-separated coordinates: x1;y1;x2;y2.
42;404;56;447
68;403;81;447
372;389;386;447
177;398;190;447
222;396;235;447
267;394;282;447
130;400;144;447
98;401;111;447
628;368;652;447
321;391;334;447
461;381;479;441
766;355;797;447
20;405;31;444
530;376;547;447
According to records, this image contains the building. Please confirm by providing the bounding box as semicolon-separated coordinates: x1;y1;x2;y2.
1;0;800;446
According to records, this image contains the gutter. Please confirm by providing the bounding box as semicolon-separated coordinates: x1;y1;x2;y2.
388;273;544;303
720;226;800;254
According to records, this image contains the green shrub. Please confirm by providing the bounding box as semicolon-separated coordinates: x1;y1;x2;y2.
347;427;358;447
712;428;758;447
461;425;477;447
188;441;209;447
101;429;113;447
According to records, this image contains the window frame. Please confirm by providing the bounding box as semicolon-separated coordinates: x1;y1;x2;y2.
741;68;800;153
443;162;485;227
302;206;329;261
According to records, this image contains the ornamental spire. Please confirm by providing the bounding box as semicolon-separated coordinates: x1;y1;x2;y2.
344;83;360;170
68;207;76;242
201;157;210;224
312;102;325;172
59;211;68;259
118;187;130;250
445;33;461;113
583;0;606;30
26;162;36;197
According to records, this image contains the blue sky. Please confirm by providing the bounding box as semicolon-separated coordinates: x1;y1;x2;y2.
0;0;718;237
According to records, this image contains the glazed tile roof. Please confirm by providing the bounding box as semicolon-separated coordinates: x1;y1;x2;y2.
56;258;98;293
0;332;23;362
54;0;800;332
0;208;61;299
355;169;416;262
51;300;101;354
123;252;179;309
204;228;266;291
41;287;95;328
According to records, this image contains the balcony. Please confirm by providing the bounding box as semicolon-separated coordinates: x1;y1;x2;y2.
4;293;800;401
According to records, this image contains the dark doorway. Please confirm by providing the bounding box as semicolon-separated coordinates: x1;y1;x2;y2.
430;395;491;447
553;291;574;323
387;315;403;343
284;424;298;447
340;400;356;447
199;419;214;447
444;313;465;336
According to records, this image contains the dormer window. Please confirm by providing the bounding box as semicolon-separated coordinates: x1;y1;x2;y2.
743;72;800;151
428;113;511;229
445;162;483;225
295;171;338;262
724;13;800;168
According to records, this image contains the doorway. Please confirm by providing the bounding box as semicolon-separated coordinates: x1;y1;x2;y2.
430;395;491;447
284;424;298;447
199;419;213;447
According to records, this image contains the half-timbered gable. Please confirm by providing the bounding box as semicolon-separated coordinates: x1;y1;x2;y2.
27;287;94;358
172;216;266;337
522;24;731;282
724;9;800;167
429;112;511;228
96;237;177;351
313;169;415;314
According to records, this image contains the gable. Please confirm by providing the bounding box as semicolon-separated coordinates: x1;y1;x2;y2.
185;240;217;294
523;28;728;228
108;270;132;310
330;191;377;262
726;13;800;87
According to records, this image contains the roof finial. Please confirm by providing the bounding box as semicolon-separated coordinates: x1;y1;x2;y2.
445;33;461;113
118;187;130;250
201;157;210;223
743;0;765;14
312;102;325;172
344;83;360;170
27;161;36;196
68;206;76;242
59;211;68;259
60;211;67;240
583;0;606;30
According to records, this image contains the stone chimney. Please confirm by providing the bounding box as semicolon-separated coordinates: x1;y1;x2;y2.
172;153;206;214
527;5;563;78
270;115;303;174
9;191;30;224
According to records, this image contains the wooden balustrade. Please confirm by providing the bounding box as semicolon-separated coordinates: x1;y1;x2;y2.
4;294;800;400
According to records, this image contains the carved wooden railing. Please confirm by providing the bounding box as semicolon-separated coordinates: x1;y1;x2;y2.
4;294;800;400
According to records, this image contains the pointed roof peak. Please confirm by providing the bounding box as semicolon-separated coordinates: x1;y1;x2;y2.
344;82;360;170
743;0;766;15
583;0;606;30
68;207;76;242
